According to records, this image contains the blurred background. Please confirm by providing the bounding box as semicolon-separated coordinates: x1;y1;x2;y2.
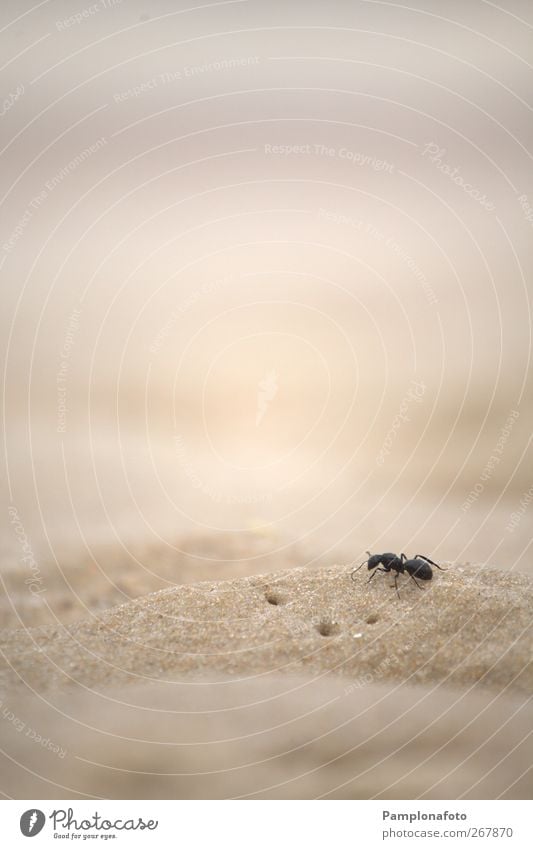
1;0;532;629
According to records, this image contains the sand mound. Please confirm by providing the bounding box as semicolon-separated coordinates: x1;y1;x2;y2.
1;562;531;799
1;563;531;694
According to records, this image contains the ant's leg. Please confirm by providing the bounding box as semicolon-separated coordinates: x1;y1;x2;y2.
394;572;401;599
409;573;424;590
367;567;386;584
414;554;446;571
400;553;407;562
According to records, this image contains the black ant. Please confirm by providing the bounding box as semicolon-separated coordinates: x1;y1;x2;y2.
351;551;446;597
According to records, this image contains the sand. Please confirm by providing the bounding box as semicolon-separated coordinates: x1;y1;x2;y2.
1;561;532;694
1;674;531;800
1;559;532;799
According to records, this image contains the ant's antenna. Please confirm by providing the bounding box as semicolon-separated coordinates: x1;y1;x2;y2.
351;551;371;581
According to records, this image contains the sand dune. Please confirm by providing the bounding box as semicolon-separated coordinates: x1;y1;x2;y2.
2;563;531;693
1;561;531;799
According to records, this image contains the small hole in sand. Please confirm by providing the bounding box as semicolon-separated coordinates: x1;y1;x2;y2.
317;621;339;637
366;614;379;624
266;593;281;606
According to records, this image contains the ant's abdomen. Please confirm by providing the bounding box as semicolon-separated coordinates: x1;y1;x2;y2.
406;559;433;580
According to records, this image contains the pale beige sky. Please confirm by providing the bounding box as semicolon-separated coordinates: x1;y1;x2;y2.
1;0;532;566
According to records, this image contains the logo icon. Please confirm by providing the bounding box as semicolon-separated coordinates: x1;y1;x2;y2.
20;810;45;837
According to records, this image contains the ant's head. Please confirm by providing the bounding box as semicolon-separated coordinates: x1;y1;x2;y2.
367;553;383;571
351;551;385;581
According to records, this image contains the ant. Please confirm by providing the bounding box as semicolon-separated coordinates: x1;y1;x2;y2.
351;551;446;598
